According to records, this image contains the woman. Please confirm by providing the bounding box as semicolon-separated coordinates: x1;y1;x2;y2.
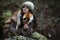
16;1;36;35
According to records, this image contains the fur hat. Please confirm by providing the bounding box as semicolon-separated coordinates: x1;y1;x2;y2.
21;1;34;10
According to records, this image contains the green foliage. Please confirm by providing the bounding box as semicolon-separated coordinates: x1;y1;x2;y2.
0;10;12;30
2;10;12;20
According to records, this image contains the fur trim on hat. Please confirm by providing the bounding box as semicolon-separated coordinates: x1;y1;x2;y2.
21;1;34;10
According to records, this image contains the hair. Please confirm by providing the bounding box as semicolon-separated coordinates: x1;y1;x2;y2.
19;5;33;27
20;5;37;30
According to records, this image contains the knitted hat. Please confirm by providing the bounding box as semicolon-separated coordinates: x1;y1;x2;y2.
21;1;34;10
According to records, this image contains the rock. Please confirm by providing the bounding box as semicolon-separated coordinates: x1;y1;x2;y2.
31;32;47;40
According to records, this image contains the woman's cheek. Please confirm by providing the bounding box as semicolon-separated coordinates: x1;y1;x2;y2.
23;8;29;12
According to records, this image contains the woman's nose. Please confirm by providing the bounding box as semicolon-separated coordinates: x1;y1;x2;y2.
23;8;26;11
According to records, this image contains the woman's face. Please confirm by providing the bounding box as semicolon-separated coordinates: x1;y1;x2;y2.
22;6;29;13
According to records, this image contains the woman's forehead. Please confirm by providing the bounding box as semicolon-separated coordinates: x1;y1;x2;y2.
22;5;28;8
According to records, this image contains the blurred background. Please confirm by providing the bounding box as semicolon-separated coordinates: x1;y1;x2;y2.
0;0;60;40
